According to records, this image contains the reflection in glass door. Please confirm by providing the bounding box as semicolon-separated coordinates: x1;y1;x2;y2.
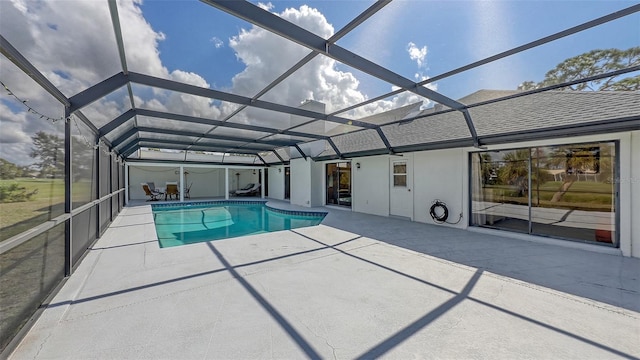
284;167;290;199
326;162;351;207
470;141;617;245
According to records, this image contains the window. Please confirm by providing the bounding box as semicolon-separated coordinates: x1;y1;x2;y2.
470;141;617;246
393;162;407;187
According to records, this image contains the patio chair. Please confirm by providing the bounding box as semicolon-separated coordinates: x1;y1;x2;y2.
141;183;162;201
165;182;180;200
235;183;261;196
184;182;192;199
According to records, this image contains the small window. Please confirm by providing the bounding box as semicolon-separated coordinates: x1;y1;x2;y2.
393;161;407;187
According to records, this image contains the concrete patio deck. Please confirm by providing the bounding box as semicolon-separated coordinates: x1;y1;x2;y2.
9;200;640;359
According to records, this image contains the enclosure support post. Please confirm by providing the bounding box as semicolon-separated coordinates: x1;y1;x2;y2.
64;108;72;277
225;167;229;200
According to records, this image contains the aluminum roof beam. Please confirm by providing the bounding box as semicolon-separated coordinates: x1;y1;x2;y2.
135;127;297;147
107;0;136;114
112;128;138;148
0;35;70;107
127;72;376;129
294;144;307;161
204;1;467;111
255;153;268;166
135;138;272;153
421;4;640;86
99;109;136;136
68;72;128;113
1;35;102;137
138;142;263;156
328;4;640;118
272;150;286;164
202;0;479;145
136;108;326;140
326;138;343;159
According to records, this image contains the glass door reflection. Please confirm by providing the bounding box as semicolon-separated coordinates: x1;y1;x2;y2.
326;162;351;207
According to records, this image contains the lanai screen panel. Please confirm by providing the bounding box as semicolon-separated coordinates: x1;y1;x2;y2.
290;120;364;137
135;116;213;134
80;86;133;129
138;132;200;144
131;83;243;120
227;107;317;131
433;12;640;102
105;121;136;144
331;129;387;155
259;152;281;164
207;127;276;142
381;110;472;148
0;0;122;97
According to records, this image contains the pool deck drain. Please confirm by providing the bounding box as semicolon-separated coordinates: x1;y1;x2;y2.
10;200;640;359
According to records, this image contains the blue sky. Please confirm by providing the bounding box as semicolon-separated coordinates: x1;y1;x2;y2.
141;0;639;100
0;0;638;166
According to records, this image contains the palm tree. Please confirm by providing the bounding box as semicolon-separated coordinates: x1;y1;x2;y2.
498;149;547;199
498;149;531;198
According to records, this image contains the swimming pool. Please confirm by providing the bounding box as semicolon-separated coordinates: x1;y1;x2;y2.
151;201;327;248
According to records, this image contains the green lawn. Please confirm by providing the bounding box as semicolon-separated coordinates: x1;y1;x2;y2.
0;178;93;241
478;180;614;211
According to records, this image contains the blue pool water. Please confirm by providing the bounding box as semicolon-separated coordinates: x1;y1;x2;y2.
152;201;326;248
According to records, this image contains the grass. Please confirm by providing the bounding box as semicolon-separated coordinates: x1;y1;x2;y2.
0;178;93;241
478;180;614;211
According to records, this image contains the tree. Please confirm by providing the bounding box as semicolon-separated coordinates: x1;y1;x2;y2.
30;131;64;178
545;145;607;202
0;158;21;179
518;47;640;91
498;149;547;199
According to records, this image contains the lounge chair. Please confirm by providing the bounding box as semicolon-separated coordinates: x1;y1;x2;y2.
234;183;261;196
230;183;254;196
141;183;162;201
165;182;180;200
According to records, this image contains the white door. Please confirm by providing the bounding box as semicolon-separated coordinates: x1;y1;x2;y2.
389;155;413;219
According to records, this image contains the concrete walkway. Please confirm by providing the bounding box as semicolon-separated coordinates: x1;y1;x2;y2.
9;201;640;359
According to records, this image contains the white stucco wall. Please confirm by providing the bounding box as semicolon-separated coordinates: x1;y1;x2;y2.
310;160;324;207
352;156;390;217
290;158;312;207
267;165;286;200
183;168;225;198
413;149;466;229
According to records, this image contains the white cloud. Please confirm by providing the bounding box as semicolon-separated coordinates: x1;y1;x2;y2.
0;1;435;165
407;42;428;69
210;37;224;49
257;2;274;11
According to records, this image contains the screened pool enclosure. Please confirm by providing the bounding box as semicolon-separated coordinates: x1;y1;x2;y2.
1;0;639;354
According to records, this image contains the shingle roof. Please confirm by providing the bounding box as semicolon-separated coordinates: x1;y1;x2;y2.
324;90;639;156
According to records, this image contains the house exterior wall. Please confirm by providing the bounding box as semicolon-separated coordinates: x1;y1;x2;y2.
268;165;286;200
352;155;390;217
330;131;639;258
184;168;224;198
631;130;640;258
413;149;466;229
310;160;324;207
290;158;312;207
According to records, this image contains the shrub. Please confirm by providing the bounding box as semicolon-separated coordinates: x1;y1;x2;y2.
0;183;38;203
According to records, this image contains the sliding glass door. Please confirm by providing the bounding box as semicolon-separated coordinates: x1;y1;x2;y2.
471;141;617;245
326;162;352;207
